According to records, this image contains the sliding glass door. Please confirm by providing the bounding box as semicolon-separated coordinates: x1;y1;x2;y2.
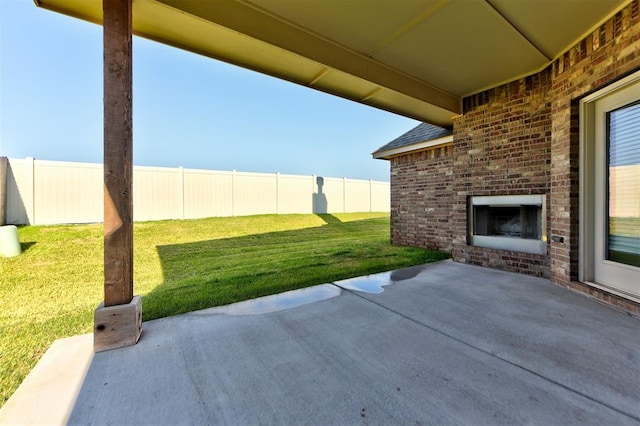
606;102;640;268
586;76;640;301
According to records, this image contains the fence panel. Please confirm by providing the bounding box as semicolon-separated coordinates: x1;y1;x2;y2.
610;164;640;217
133;166;182;222
317;177;344;214
278;174;313;214
344;179;371;213
234;172;277;216
5;158;389;225
371;181;391;212
6;158;33;225
34;160;102;225
183;169;233;219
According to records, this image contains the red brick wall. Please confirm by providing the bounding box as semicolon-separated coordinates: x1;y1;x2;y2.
548;0;640;314
451;69;553;277
550;0;640;286
390;145;453;251
388;0;640;313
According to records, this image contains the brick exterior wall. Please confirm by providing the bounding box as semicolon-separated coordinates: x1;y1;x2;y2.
390;144;454;251
548;0;640;315
452;69;552;278
388;0;640;315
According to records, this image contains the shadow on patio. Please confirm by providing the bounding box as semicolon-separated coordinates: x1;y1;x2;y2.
144;216;442;320
1;260;639;425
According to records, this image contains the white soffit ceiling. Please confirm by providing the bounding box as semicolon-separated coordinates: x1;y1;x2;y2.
35;0;631;126
243;0;628;96
487;0;627;60
369;0;549;96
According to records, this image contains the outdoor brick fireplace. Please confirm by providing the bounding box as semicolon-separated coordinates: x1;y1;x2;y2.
468;195;546;255
377;1;639;313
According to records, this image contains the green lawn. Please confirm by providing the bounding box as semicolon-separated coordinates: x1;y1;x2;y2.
610;217;640;238
0;212;448;406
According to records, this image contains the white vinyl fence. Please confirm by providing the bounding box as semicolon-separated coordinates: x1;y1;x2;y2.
5;158;390;225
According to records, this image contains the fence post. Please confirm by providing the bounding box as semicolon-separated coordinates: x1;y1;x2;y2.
369;179;373;213
178;166;185;219
26;157;35;225
0;157;7;226
232;169;236;217
311;175;315;214
276;172;280;214
343;177;347;213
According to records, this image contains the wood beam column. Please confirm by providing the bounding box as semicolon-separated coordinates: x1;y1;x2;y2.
103;0;133;306
95;0;141;352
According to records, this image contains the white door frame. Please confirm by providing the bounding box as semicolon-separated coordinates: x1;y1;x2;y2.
579;70;640;303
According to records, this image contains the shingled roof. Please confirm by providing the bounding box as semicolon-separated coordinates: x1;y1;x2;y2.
373;122;452;159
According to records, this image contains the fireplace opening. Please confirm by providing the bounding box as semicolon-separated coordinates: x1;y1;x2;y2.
473;206;540;239
468;195;546;254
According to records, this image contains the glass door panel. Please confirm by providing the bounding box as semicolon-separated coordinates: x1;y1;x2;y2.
591;79;640;301
607;102;640;267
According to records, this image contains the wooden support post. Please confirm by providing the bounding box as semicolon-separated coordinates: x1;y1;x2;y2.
103;0;133;306
95;296;142;352
96;0;140;352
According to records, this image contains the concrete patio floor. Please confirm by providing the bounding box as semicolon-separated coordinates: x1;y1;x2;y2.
1;260;639;425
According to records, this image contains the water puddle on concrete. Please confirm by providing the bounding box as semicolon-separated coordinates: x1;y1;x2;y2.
334;266;426;294
216;284;342;316
334;272;393;294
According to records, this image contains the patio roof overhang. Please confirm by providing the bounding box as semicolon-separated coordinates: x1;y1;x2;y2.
32;0;633;352
34;0;630;128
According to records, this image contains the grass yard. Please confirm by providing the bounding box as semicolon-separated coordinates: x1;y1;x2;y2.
0;212;448;406
610;217;640;237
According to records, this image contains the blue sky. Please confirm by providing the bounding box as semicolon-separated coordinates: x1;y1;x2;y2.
0;1;419;182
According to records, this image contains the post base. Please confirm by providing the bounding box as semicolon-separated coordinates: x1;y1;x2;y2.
94;295;142;352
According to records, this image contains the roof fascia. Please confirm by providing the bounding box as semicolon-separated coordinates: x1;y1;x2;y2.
372;135;454;160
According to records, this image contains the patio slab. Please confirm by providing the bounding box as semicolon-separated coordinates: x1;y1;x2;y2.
1;260;639;425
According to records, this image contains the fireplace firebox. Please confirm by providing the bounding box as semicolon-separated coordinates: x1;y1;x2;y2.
468;195;546;254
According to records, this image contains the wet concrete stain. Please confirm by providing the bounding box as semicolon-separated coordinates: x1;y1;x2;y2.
334;265;426;294
192;266;426;316
213;284;342;316
390;264;426;281
334;271;392;294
